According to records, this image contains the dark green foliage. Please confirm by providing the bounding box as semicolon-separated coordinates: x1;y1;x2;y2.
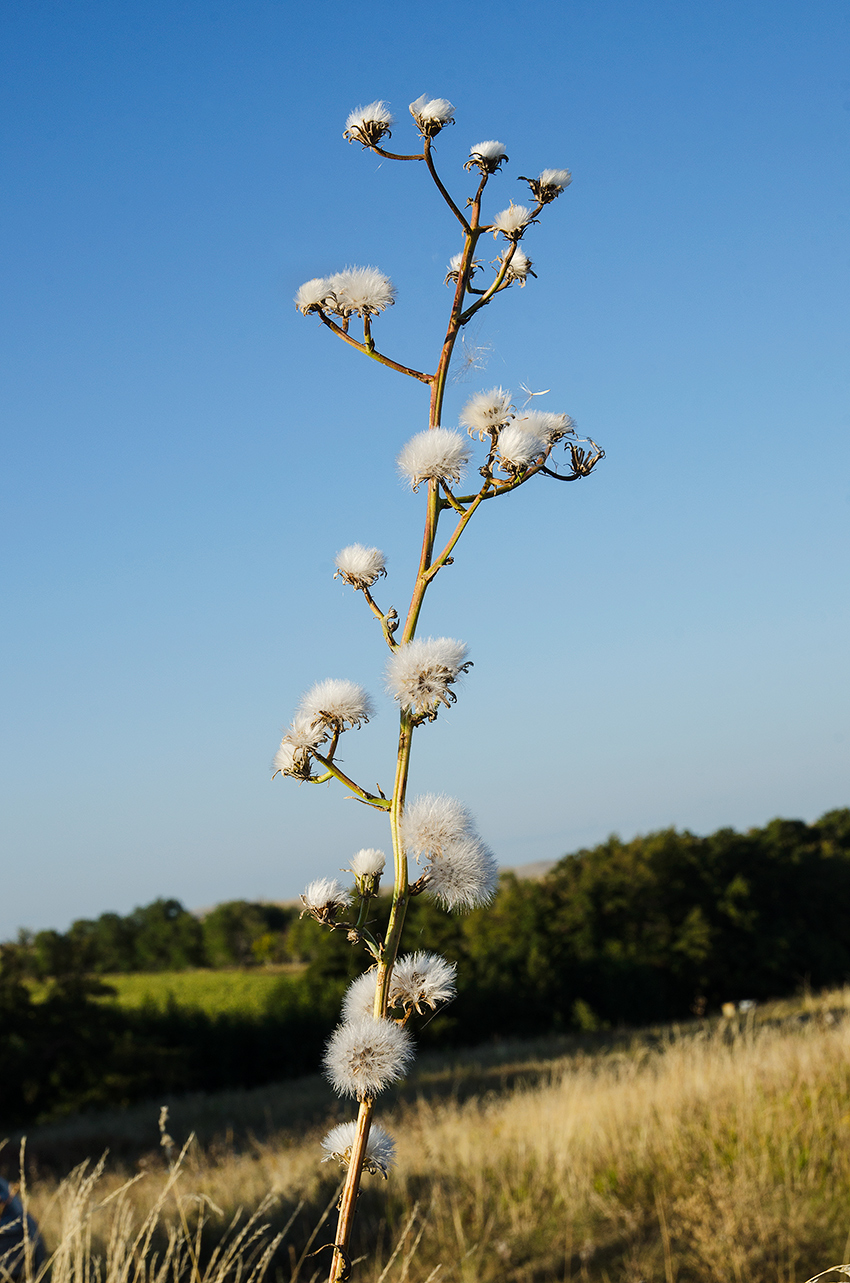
3;808;849;1128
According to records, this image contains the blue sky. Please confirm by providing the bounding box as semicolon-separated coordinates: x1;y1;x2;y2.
2;0;848;939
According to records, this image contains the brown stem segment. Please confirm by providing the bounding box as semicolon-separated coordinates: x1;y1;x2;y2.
328;1098;375;1282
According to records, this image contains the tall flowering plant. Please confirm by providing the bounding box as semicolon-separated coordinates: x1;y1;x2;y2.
277;94;603;1282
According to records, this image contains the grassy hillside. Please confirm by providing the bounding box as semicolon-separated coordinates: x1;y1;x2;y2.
13;987;850;1283
96;966;303;1016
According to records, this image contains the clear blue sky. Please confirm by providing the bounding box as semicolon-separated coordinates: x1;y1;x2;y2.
2;0;848;939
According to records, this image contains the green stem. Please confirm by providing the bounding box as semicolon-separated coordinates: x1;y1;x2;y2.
309;751;391;809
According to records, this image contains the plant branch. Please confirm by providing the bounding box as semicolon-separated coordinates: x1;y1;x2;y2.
310;751;391;809
423;138;470;231
317;313;432;384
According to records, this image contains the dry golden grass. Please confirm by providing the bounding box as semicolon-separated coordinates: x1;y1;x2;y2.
10;988;850;1283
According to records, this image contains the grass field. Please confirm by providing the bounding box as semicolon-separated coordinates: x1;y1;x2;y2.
93;966;304;1016
12;986;850;1283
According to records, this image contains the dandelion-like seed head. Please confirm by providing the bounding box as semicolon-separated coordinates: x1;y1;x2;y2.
390;952;457;1014
324;1016;414;1099
397;428;471;491
343;101;395;149
325;267;395;318
517;409;575;445
409;94;455;137
294;277;332;315
491;203;535;240
342;969;378;1023
301;877;351;923
496;421;547;473
272;713;328;780
465;140;508;174
334;544;387;590
321;1120;396;1177
459;387;514;440
299;678;374;731
349;848;385;895
521;168;572;203
401;793;475;860
386;637;471;718
500;247;536;286
426;837;500;912
444;252;481;287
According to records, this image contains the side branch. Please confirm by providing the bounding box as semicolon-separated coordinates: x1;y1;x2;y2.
310;751;391;810
423;139;470;231
318;314;432;384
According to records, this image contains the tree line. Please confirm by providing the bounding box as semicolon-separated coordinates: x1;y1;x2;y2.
2;808;849;1127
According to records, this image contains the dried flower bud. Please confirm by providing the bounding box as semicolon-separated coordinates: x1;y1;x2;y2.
343;101;395;149
491;203;535;240
334;544;387;590
300;877;351;923
520;168;572;203
465;140;508;174
444;252;481;286
321;1120;396;1177
409;94;455;137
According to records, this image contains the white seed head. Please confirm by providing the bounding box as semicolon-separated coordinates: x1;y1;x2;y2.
390;952;457;1012
273;713;327;779
301;877;351;922
342;969;378;1023
343;101;395;148
466;140;508;173
496;421;547;471
323;1016;414;1099
491;203;534;239
294;277;331;315
426;837;499;912
299;678;374;730
397;428;471;491
459;387;514;440
500;247;536;285
325;267;395;318
521;168;572;203
401;793;475;860
386;637;470;717
334;544;387;590
516;409;575;445
321;1120;396;1177
350;847;386;878
409;94;455;136
445;252;481;286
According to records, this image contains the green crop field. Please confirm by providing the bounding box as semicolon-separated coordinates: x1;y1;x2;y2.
95;967;305;1016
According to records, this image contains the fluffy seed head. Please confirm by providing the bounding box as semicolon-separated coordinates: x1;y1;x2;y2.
294;277;331;315
334;544;387;590
301;878;351;923
325;267;395;318
321;1120;396;1177
401;793;475;861
350;848;386;878
409;94;455;136
299;679;373;730
496;421;547;472
342;970;378;1023
390;952;457;1012
426;837;500;912
465;140;508;173
500;247;536;286
397;428;471;491
386;637;470;717
273;713;327;780
459;387;514;440
491;203;535;240
522;168;572;202
343;101;395;148
323;1016;414;1099
516;409;575;444
445;252;481;286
